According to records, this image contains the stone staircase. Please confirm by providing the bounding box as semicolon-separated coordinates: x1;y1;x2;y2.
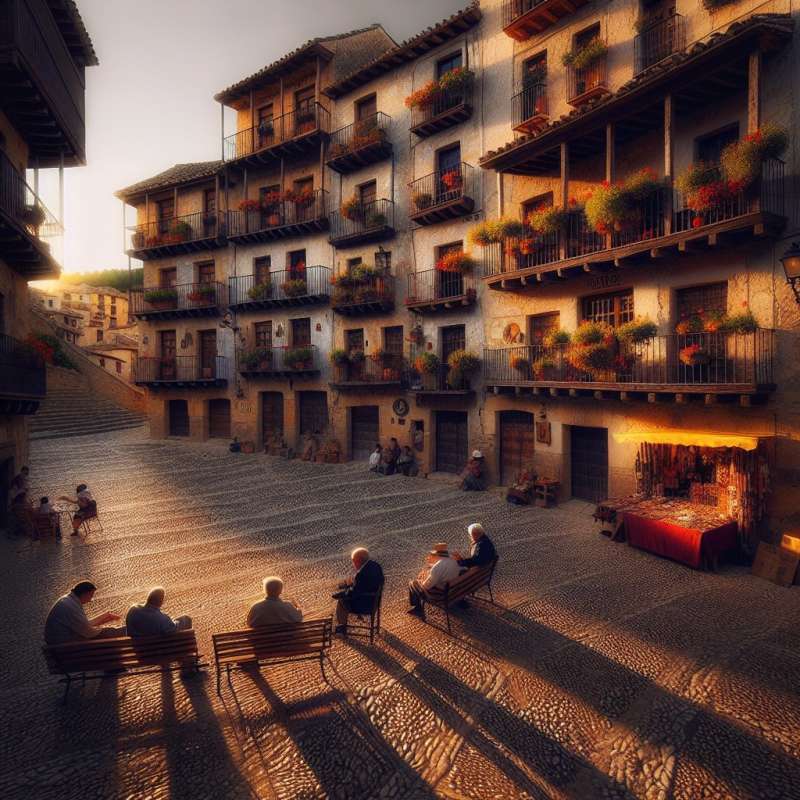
30;366;146;440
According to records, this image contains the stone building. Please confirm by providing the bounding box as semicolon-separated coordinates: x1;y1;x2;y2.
120;0;799;529
0;0;96;495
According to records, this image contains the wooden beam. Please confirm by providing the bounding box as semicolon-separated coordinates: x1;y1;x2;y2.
747;51;761;134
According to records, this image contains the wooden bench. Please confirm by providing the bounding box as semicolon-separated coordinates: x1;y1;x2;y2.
211;618;332;695
43;629;203;703
420;557;498;633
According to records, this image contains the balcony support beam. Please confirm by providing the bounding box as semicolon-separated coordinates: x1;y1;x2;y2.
747;51;761;134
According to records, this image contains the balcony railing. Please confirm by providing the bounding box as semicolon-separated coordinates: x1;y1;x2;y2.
406;268;476;309
567;56;608;105
135;356;230;385
502;0;588;39
0;333;46;401
131;282;225;318
634;13;686;75
332;353;406;386
331;274;395;313
128;211;222;254
411;364;476;394
329;198;394;246
512;82;548;133
410;85;473;136
227;189;328;240
484;331;774;391
327;112;392;173
228;266;331;308
223;102;330;162
409;163;476;223
238;345;320;377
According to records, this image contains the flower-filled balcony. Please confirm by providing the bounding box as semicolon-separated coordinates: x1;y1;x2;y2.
409;163;476;226
329;198;394;247
512;78;548;136
502;0;590;41
326;112;392;174
238;345;320;379
130;282;225;320
329;351;406;390
564;39;610;107
134;356;229;389
227;189;328;244
408;68;474;138
127;212;225;260
410;351;479;401
0;334;46;414
484;317;775;405
634;12;686;75
228;266;331;311
331;267;394;315
223;103;330;166
406;252;477;312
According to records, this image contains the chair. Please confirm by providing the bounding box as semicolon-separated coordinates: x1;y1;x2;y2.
33;514;59;539
76;502;103;536
346;580;384;644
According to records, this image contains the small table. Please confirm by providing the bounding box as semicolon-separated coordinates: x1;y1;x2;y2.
534;479;559;508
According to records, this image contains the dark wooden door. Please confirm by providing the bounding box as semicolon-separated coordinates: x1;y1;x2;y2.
570;426;608;502
261;392;284;444
299;391;328;436
435;410;468;474
208;399;231;439
500;411;535;485
168;399;189;437
199;330;217;375
351;406;379;461
160;330;176;380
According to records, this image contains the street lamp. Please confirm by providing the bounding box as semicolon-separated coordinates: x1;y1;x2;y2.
780;242;800;305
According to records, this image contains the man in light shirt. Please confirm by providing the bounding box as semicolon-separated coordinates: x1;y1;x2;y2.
407;543;461;618
247;576;302;627
368;444;382;472
126;587;192;637
44;581;124;645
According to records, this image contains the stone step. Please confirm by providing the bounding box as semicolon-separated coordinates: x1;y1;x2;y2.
30;420;145;441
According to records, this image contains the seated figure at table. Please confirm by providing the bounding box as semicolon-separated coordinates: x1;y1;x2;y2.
333;548;384;635
247;577;302;627
44;581;124;645
407;543;461;619
58;483;97;536
506;469;535;505
36;496;62;538
460;450;486;491
126;587;192;637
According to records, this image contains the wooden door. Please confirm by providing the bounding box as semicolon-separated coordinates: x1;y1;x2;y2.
208;399;231;439
356;94;377;122
160;330;176;380
261;392;284;444
199;330;217;375
168;399;189;437
159;267;177;288
299;391;328;436
500;411;535;485
435;410;468;474
351;406;379;461
437;145;461;200
436;243;464;299
570;426;608;502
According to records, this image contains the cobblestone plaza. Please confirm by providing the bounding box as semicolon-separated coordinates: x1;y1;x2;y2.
1;428;798;800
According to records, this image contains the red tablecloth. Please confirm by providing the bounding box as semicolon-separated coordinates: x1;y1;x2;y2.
624;512;738;569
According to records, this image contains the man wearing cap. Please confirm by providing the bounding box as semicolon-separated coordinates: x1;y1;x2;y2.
460;450;486;491
453;523;497;570
407;543;461;618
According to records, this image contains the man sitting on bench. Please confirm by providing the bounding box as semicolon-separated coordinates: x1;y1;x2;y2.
333;548;383;635
247;577;302;627
126;587;192;636
452;523;497;608
44;581;124;645
407;543;461;619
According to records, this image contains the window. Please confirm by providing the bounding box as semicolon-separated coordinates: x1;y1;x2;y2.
383;326;404;355
346;328;364;354
438;143;461;176
96;329;103;342
293;176;313;195
582;290;634;328
254;321;272;349
437;51;463;79
156;198;174;234
257;104;274;144
291;317;311;347
375;250;391;273
204;188;216;213
522;192;553;224
197;261;215;285
529;312;560;345
295;86;316;131
288;249;306;278
159;267;177;288
254;256;271;284
359;180;377;208
295;86;315;113
676;282;727;320
696;125;739;165
347;256;363;274
115;361;122;374
441;324;466;360
522;52;547;87
259;183;281;212
293;177;314;221
575;23;601;51
355;94;377;122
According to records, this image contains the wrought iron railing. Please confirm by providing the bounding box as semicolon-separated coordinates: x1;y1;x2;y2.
331;274;394;308
567;55;608;103
329;198;394;242
333;353;405;384
238;345;320;374
128;211;221;251
409;162;475;216
131;282;225;315
223;102;330;161
228;266;331;306
135;356;229;383
406;268;476;305
411;84;472;130
328;112;391;159
502;0;550;29
411;363;476;392
634;13;686;74
227;188;328;237
483;330;774;387
512;82;548;129
0;333;46;398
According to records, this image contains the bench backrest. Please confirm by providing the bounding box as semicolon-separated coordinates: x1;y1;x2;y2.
43;629;199;675
212;619;332;664
445;557;498;602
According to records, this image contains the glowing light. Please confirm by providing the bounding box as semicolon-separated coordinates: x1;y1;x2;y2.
612;431;760;450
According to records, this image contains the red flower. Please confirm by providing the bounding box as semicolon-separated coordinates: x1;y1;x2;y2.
741;300;749;308
691;216;703;229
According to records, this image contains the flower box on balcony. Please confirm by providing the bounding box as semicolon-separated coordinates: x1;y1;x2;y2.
144;289;178;310
285;347;313;370
247;282;272;301
131;231;146;249
282;279;308;298
187;285;217;305
241;348;272;371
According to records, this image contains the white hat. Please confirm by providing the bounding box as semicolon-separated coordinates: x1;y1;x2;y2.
472;450;483;459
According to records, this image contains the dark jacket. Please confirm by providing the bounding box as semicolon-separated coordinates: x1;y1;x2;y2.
457;535;496;569
345;559;384;614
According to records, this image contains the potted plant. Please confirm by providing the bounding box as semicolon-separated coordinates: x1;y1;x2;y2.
282;278;308;298
566;321;618;380
241;348;271;371
22;204;46;229
341;196;362;222
562;38;608;70
438;66;474;96
436;250;475;273
510;354;530;373
169;219;193;242
187;284;217;305
131;230;146;249
532;356;556;380
446;349;479;390
247;281;272;301
441;169;462;192
526;205;569;236
679;343;710;366
720;124;788;186
720;306;758;334
330;348;349;366
286;347;313;370
367;211;388;229
414;351;439;375
616;317;658;345
413;192;433;210
144;288;178;310
404;79;441;109
238;198;261;213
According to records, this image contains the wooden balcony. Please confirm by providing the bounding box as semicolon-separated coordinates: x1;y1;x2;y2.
0;333;46;414
512;83;548;135
329;199;394;248
131;282;225;321
409;163;476;226
330;354;406;391
411;365;476;403
135;356;229;389
238;345;320;379
484;331;775;406
567;57;610;107
331;274;394;316
223;103;330;167
228;267;330;311
634;13;686;75
326;112;392;174
502;0;590;41
127;212;225;260
227;190;328;244
410;85;472;139
406;269;476;313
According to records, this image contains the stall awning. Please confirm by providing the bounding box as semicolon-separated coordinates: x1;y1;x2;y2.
613;431;760;451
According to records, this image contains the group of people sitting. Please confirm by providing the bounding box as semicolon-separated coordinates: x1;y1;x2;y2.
9;466;98;538
42;523;497;649
368;439;418;477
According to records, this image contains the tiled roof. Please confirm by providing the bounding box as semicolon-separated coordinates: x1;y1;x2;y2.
480;14;793;172
47;0;99;66
324;3;482;99
115;161;223;200
214;25;397;105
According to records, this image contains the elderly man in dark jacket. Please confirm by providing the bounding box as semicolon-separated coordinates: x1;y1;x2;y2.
453;523;497;569
333;547;384;634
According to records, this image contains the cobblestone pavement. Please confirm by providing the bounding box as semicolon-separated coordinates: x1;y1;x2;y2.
1;429;799;800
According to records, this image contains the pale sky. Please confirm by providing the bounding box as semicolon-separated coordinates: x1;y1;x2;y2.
59;0;468;272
